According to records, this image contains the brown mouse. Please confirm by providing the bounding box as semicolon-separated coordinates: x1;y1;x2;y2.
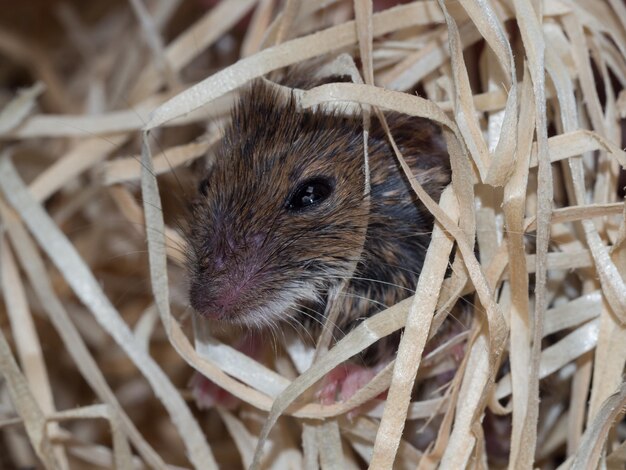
184;74;450;366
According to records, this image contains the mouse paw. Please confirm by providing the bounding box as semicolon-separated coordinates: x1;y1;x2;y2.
317;363;384;406
189;372;240;410
189;334;262;410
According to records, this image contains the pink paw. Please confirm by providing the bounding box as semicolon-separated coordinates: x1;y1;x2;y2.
317;363;385;406
189;334;261;410
189;372;240;410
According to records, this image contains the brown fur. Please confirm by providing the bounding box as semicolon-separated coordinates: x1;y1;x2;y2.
185;76;450;363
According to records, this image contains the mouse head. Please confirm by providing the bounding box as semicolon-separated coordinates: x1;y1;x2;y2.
186;81;369;329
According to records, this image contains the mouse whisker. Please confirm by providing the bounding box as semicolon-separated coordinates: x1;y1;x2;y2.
289;306;344;344
333;291;391;311
283;314;318;346
292;308;345;344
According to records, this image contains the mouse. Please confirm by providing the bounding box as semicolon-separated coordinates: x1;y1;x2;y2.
184;72;451;404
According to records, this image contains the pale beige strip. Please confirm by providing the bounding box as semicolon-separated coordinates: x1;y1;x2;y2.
369;187;457;467
0;238;69;469
0;201;167;468
0;312;58;467
145;2;450;129
0;155;217;469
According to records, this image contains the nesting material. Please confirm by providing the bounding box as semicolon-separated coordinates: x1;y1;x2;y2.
0;0;625;468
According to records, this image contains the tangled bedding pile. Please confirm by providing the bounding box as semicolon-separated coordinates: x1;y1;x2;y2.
0;0;625;468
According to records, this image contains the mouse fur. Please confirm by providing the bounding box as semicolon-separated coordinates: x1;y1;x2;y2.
185;76;450;364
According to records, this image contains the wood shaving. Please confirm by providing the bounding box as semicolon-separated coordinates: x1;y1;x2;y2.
0;1;624;468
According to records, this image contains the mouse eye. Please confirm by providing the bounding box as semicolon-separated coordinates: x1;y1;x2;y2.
286;177;334;211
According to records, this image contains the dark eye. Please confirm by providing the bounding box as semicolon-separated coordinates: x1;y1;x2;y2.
286;177;334;211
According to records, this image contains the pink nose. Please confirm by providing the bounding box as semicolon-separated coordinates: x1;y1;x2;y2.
206;296;235;319
189;281;244;321
189;232;266;320
190;293;230;320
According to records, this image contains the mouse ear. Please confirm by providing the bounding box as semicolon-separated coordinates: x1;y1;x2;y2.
367;113;451;203
198;178;209;196
372;113;450;170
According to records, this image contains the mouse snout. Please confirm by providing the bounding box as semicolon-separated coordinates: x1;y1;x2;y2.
189;281;240;320
188;230;267;321
189;267;255;320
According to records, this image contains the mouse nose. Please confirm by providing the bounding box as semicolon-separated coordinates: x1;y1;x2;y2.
189;284;236;320
188;231;267;320
189;273;256;321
